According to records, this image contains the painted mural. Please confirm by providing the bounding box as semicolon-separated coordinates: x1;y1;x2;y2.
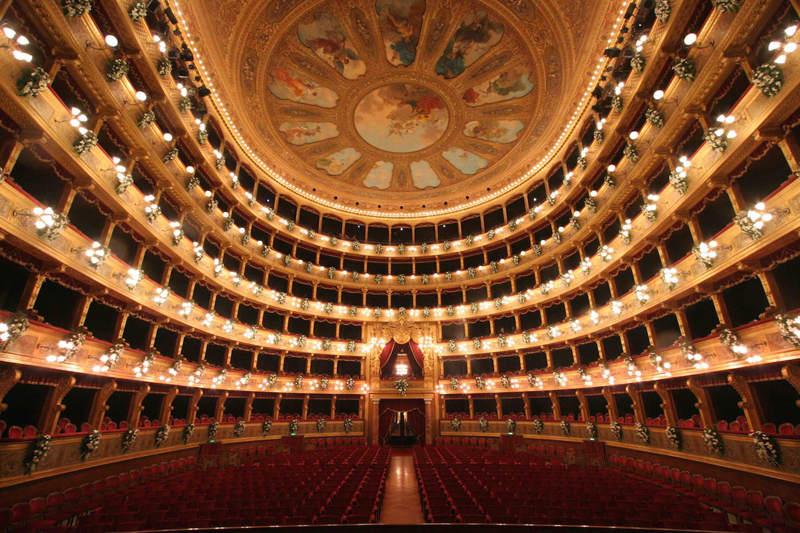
268;69;339;108
463;120;524;143
463;67;534;106
376;0;426;67
364;160;394;189
298;11;367;80
410;160;440;189
278;122;340;145
354;83;449;153
316;147;362;175
442;147;488;174
435;11;504;79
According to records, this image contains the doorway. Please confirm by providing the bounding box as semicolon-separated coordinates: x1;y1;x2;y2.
378;399;426;446
387;411;417;446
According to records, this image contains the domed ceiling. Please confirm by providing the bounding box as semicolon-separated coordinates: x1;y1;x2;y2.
181;0;622;216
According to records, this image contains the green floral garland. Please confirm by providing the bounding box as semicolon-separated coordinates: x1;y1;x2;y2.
179;96;193;113
122;428;139;452
665;426;682;450
752;430;779;467
81;430;101;459
24;435;51;474
505;418;516;434
703;428;723;455
395;378;408;396
594;129;605;144
635;422;650;444
751;64;783;98
654;0;671;22
612;95;624;114
137;110;155;129
610;421;623;441
712;0;738;12
645;107;664;127
703;130;728;153
128;1;147;21
155;425;170;447
17;68;50;98
623;144;639;163
73;131;98;155
673;58;696;82
182;424;195;444
157;58;172;76
630;54;645;73
233;421;245;438
106;59;129;82
669;170;689;194
207;421;219;441
63;0;92;17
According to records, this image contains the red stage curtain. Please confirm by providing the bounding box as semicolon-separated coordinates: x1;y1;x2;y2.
380;340;424;377
379;340;396;369
378;399;426;445
407;339;425;373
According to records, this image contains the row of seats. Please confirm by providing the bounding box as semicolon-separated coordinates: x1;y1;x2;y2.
308;437;368;448
434;437;496;447
0;457;197;533
610;454;800;531
412;445;800;531
29;446;390;531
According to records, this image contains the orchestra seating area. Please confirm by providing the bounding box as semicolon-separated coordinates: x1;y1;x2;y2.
413;445;800;531
1;445;390;532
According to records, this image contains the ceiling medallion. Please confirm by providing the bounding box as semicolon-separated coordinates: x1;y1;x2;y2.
354;83;449;154
257;1;542;198
178;0;626;216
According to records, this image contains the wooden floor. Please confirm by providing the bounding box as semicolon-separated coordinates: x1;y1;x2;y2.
379;448;425;524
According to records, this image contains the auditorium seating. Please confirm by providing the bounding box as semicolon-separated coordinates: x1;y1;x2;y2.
413;445;800;531
0;456;197;533
0;446;389;531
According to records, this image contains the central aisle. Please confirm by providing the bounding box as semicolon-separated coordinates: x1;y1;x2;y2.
379;448;426;524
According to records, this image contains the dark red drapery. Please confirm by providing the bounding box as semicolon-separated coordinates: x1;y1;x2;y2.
378;399;426;445
379;340;396;369
406;339;425;373
379;339;425;377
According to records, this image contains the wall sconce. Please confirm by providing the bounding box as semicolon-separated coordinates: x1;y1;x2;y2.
683;33;714;49
124;91;148;105
768;25;798;64
55;107;88;127
652;90;677;104
86;35;119;50
2;26;33;62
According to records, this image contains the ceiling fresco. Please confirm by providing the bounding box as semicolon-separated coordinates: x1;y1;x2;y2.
184;0;616;213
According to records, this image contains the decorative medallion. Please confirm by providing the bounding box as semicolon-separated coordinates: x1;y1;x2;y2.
354;83;449;153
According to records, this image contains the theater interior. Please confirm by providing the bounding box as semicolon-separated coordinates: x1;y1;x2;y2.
0;0;800;531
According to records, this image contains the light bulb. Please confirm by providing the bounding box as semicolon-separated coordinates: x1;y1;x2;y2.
163;133;173;142
105;35;119;47
653;90;664;100
135;91;147;102
683;33;697;46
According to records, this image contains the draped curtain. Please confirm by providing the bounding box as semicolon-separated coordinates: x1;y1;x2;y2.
379;339;425;377
378;399;426;445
